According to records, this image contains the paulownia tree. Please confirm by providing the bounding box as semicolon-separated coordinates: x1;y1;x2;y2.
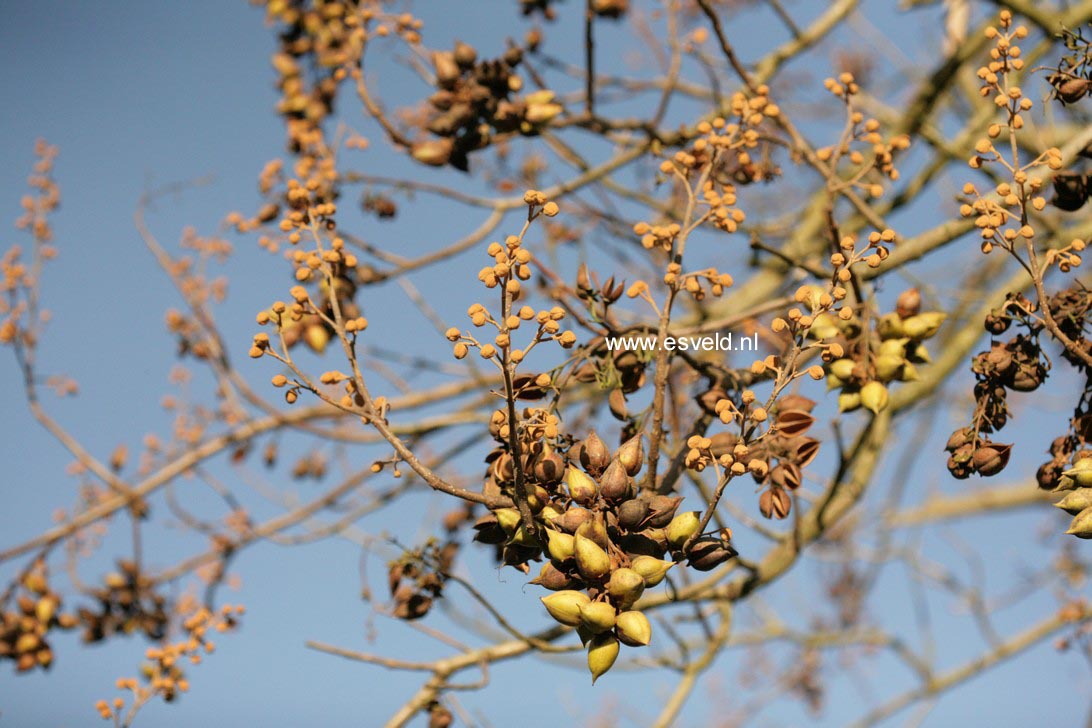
2;0;1092;725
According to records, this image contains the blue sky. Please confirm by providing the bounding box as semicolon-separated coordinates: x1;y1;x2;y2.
1;1;1089;726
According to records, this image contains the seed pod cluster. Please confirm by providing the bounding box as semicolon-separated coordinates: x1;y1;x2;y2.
1054;474;1092;539
387;542;458;621
415;41;564;170
947;287;1092;482
520;0;629;20
0;561;76;673
473;426;733;681
819;291;943;415
76;560;170;644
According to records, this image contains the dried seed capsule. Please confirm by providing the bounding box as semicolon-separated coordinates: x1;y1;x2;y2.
580;431;611;476
644;495;683;529
599;459;633;502
616;499;650;531
616;436;644;476
530;562;575;591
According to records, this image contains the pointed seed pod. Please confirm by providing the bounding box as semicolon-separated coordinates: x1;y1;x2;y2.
578;601;617;634
1063;458;1092;487
616;436;644;476
645;495;683;528
1055;488;1092;515
552;507;592;534
599;459;633;502
665;511;702;549
541;590;590;626
580;431;611;476
1066;506;1092;539
574;534;611;582
972;443;1011;477
860;381;889;414
530;562;575;591
616;499;650;531
566;466;599;505
902;312;946;340
615;611;652;647
576;513;611;550
606;567;645;608
829;358;856;380
874;355;905;382
546;529;575;562
494;508;521;534
587;633;620;684
895;288;922;318
685;538;738;571
624;558;672;585
838;391;861;412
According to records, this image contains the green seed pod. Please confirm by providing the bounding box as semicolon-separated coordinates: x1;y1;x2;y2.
494;508;521;534
541;590;590;626
566;466;599;505
828;358;856;380
874;354;904;382
1066;506;1092;539
587;633;620;684
615;610;652;647
630;555;675;586
1063;458;1092;487
838;391;861;412
909;342;931;363
1055;488;1092;515
860;381;889;414
665;511;702;549
902;312;946;340
878;337;909;357
576;513;611;550
809;313;841;340
539;505;564;524
876;312;905;339
578;600;617;634
574;533;611;582
546;529;575;562
607;567;645;608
